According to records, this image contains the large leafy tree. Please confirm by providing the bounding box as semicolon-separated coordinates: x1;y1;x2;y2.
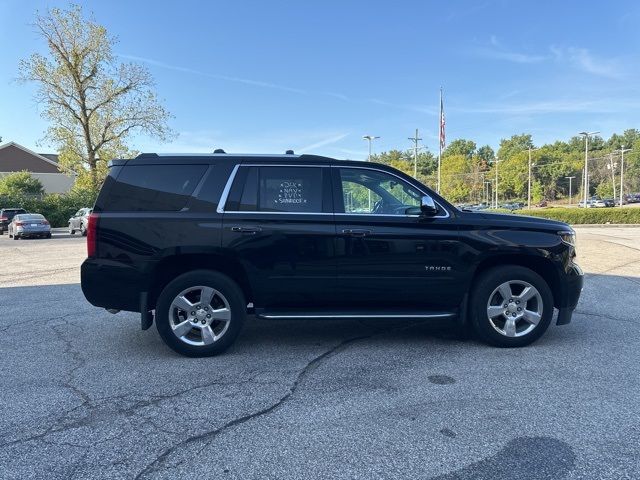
19;4;174;190
0;171;45;196
443;139;476;158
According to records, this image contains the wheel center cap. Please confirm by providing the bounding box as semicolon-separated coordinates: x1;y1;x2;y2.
195;309;207;321
506;302;518;314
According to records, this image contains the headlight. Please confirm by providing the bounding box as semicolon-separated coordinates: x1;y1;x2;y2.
559;230;576;246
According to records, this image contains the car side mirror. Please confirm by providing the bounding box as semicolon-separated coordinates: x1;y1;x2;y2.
420;195;438;216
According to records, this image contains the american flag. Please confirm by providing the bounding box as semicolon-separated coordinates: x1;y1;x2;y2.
439;89;446;151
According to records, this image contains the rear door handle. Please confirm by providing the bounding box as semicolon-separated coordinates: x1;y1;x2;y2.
342;229;371;237
231;226;262;234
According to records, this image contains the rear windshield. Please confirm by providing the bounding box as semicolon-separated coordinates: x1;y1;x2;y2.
15;214;44;221
102;164;207;212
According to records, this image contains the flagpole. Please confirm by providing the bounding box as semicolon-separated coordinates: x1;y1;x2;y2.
437;87;443;194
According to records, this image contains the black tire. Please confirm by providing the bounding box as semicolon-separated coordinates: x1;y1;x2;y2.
46;233;52;239
470;265;553;347
13;234;19;240
80;224;87;236
69;224;75;235
155;270;246;357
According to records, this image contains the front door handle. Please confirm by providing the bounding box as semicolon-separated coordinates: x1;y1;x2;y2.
231;226;263;234
342;229;371;237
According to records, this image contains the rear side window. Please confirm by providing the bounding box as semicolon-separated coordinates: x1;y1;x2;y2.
104;164;207;212
228;166;325;213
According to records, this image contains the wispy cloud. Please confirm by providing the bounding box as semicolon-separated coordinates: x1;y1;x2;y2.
119;54;442;117
454;98;640;115
297;133;349;153
119;54;308;94
474;36;548;64
550;46;624;79
475;38;627;79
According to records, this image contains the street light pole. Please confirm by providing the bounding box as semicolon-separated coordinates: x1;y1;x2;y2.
408;129;422;179
494;158;500;208
527;147;537;210
362;135;380;162
565;176;576;205
615;146;632;207
579;131;599;207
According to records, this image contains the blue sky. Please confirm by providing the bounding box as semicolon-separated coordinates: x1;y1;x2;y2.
1;0;639;159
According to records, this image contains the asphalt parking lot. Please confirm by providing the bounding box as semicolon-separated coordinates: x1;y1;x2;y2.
1;226;639;479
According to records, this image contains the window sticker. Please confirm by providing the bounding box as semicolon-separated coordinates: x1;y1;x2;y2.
277;181;307;205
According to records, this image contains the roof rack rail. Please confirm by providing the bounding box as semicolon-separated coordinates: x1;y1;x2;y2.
285;149;294;154
213;148;226;154
135;153;159;158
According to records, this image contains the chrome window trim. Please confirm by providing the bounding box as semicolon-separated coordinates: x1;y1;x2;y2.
217;163;451;219
216;164;240;213
333;165;451;219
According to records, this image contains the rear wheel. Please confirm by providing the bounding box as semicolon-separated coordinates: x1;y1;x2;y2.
80;224;87;236
155;270;246;357
46;233;52;239
69;224;75;235
470;265;553;347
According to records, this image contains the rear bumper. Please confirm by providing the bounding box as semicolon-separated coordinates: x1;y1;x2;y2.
81;259;147;312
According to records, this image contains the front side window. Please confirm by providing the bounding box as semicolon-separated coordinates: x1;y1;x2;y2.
338;168;423;215
231;166;324;213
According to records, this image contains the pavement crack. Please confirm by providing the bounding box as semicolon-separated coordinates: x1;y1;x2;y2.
133;320;424;479
133;329;383;479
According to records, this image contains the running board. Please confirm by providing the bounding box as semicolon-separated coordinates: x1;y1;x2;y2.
256;310;456;320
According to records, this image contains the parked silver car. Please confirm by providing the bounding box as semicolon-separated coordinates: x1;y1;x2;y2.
8;213;52;239
68;207;92;236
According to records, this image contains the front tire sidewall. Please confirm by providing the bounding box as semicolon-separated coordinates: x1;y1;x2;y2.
155;270;246;357
471;266;553;347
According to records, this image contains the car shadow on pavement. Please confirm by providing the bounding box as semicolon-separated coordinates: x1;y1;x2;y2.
0;271;636;359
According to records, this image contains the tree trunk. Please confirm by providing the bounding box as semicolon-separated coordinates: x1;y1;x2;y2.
88;150;97;192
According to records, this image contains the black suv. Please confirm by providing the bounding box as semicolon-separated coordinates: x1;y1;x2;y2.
0;208;27;234
81;152;583;356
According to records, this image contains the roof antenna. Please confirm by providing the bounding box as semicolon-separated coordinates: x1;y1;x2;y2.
213;148;226;154
285;149;294;154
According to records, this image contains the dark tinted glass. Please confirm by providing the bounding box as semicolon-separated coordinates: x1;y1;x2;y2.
233;167;323;213
105;164;207;212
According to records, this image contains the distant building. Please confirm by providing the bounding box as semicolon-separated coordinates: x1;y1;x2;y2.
0;142;75;193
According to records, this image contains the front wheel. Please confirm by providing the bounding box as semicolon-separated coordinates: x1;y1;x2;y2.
155;270;246;357
470;266;553;347
69;224;75;235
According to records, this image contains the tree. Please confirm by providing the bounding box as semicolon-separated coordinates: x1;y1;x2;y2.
440;154;474;203
497;134;533;161
0;171;45;197
19;4;174;190
371;149;437;183
476;145;495;170
443;139;476;158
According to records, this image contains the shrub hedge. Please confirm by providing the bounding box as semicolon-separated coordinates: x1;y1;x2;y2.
512;207;640;224
0;189;97;228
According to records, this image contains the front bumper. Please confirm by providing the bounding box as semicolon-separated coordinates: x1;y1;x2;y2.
556;263;584;325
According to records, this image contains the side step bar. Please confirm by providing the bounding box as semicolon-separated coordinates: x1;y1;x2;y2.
256;311;456;320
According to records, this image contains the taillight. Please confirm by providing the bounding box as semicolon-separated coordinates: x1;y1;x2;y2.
15;221;24;226
43;220;50;225
0;216;7;221
87;213;99;258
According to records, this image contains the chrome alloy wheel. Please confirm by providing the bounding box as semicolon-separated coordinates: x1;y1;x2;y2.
169;286;231;346
486;280;543;338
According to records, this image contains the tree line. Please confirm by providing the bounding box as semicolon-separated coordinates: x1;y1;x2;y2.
371;131;640;204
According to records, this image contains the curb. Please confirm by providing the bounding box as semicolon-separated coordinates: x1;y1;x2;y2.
571;224;640;228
